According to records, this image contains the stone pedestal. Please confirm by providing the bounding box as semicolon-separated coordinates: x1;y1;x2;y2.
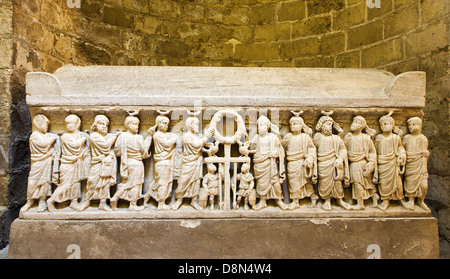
8;217;439;259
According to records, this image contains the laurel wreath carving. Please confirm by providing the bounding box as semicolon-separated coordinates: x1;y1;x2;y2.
209;110;246;144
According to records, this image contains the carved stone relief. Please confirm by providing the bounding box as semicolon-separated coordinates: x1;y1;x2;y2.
21;67;431;218
22;108;431;215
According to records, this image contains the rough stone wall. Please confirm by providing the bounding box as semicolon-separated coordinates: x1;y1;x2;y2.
3;0;449;255
0;0;13;248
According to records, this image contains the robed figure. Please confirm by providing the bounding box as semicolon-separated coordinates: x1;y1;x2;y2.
144;113;178;210
403;117;430;210
375;112;407;211
172;112;210;211
282;111;318;209
47;114;90;211
344;116;379;210
23;115;58;212
249;115;288;210
313;112;351;211
111;115;151;210
80;115;120;211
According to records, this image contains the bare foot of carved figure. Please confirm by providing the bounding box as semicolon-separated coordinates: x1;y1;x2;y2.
276;199;289;210
171;199;183;211
288;200;300;210
321;199;332;211
417;198;430;211
253;198;267;211
377;199;389;211
21;201;33;212
338;199;352;210
37;201;47;213
401;198;415;211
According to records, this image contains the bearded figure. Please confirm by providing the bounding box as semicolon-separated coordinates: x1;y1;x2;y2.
79;115;120;211
344;116;379;210
313;111;351;211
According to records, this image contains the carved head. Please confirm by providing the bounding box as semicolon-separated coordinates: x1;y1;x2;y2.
257;115;271;135
65;114;81;133
379;112;404;136
289;116;305;134
207;163;216;173
32;114;50;133
156;115;170;133
125;116;140;134
316;111;343;136
91;115;109;136
241;163;250;174
351;115;376;137
407;117;422;134
379;112;395;133
316;115;334;136
185;116;199;134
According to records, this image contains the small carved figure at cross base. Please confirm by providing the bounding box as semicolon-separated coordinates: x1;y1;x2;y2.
233;163;256;211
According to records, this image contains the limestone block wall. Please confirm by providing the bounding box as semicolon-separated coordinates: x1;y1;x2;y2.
2;0;449;255
0;0;13;248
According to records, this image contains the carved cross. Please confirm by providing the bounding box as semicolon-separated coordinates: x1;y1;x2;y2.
205;110;250;210
204;145;250;210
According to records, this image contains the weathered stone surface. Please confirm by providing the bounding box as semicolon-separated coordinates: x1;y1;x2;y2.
8;217;439;259
103;6;134;29
280;37;320;58
347;19;384;49
277;1;306;22
366;0;393;20
362;38;404;68
384;4;419;38
405;21;448;56
291;15;331;39
332;3;365;31
25;66;426;108
319;32;345;55
307;0;345;16
336;50;360;68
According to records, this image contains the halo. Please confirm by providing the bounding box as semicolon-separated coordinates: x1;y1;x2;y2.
321;110;334;116
157;109;172;116
187;109;201;117
291;110;304;117
126;109;140;116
